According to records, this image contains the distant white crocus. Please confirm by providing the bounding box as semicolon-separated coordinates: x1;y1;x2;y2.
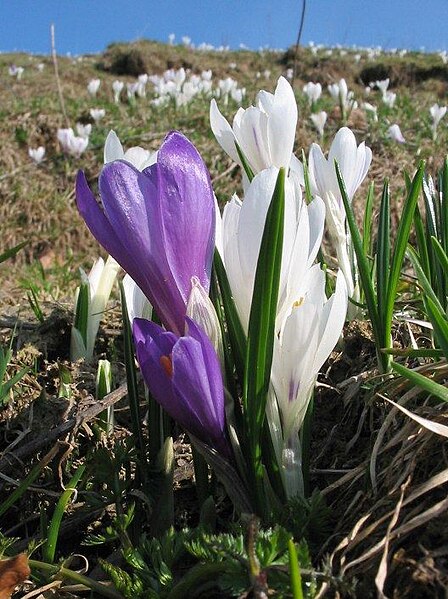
210;76;298;175
168;33;175;45
286;68;294;80
103;130;157;170
57;128;89;158
382;90;396;108
90;108;105;123
137;73;148;97
87;78;101;97
28;146;46;164
310;111;327;138
70;256;121;361
387;123;406;143
76;123;92;139
112;80;124;103
127;81;139;100
182;36;192;47
362;102;378;121
201;69;212;81
328;78;357;121
230;87;244;104
305;127;372;311
9;65;24;79
375;78;390;94
303;81;322;106
429;103;447;139
36;63;45;72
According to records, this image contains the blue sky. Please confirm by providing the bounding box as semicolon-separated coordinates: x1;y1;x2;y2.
1;1;447;55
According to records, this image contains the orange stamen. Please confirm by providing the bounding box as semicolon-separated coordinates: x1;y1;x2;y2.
160;355;173;377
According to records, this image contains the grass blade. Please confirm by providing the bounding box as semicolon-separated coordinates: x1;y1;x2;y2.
335;161;383;366
120;281;147;486
383;162;424;356
244;167;285;513
212;249;247;380
43;465;86;563
0;240;27;264
425;296;448;358
391;361;448;403
288;538;304;599
377;180;391;334
73;281;89;350
362;182;375;258
235;141;255;182
440;157;448;253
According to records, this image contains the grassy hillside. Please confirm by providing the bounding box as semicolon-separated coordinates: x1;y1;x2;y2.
1;39;448;598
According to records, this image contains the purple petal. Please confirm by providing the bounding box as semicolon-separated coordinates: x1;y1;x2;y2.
76;171;135;268
134;316;228;457
133;318;178;412
98;161;186;334
154;131;215;299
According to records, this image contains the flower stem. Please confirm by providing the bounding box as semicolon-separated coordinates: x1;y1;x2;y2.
29;559;122;599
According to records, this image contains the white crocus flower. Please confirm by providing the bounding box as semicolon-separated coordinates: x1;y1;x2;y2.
112;80;124;103
127;82;139;100
90;108;105;123
375;78;390;94
362;102;378;121
382;90;396;108
103;130;157;170
221;166;347;498
387;123;406;143
57;128;89;158
87;78;101;97
87;78;101;96
221;167;325;334
303;81;322;105
328;78;357;121
310;111;327;138
270;269;347;496
28;146;45;164
306;127;372;308
76;123;92;139
210;76;298;175
430;103;447;139
71;256;121;360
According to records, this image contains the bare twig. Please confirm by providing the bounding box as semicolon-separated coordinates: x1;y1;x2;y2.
50;23;69;128
292;0;307;85
0;383;128;476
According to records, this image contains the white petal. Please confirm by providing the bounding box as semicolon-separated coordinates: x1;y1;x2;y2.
210;99;240;164
104;130;124;164
236;106;270;172
266;76;298;169
313;270;347;373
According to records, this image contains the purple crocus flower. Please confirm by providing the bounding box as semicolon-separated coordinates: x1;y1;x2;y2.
76;131;215;336
133;316;230;458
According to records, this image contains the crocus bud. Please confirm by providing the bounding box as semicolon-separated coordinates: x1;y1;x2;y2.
186;276;224;367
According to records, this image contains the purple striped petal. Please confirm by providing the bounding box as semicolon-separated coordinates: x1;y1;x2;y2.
149;131;215;300
76;132;215;336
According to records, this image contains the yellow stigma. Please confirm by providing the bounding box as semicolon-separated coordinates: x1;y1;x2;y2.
293;297;304;308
